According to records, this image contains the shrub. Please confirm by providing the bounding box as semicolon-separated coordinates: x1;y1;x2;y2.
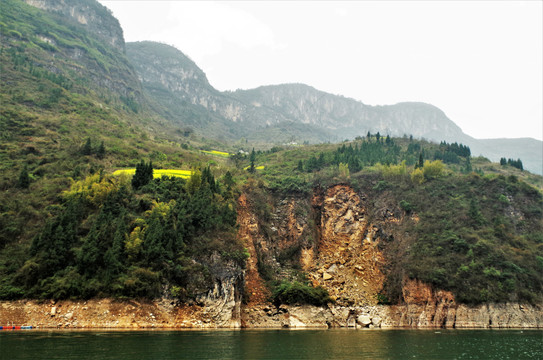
271;281;332;306
422;160;444;180
410;168;424;184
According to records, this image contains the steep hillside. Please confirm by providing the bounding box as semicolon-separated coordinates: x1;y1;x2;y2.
0;0;213;249
23;0;125;51
126;41;331;144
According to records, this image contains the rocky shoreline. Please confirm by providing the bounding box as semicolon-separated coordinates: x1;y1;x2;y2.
1;299;541;329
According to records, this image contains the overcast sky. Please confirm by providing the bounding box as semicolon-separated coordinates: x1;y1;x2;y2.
99;0;542;141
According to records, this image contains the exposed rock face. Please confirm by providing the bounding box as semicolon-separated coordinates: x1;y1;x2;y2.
233;85;468;143
2;300;541;329
306;185;386;306
24;0;125;52
237;194;270;307
194;253;244;328
236;184;543;329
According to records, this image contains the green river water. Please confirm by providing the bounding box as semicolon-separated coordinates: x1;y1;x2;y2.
1;329;541;359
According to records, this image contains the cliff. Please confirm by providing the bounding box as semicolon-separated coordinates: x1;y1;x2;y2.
24;0;125;52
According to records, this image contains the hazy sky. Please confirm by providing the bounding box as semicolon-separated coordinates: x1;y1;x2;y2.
99;1;542;141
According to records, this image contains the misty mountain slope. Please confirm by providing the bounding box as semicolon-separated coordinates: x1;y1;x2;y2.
125;42;285;140
126;41;469;144
470;138;543;175
232;85;469;143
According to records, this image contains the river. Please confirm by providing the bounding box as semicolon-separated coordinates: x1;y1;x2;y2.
1;329;541;359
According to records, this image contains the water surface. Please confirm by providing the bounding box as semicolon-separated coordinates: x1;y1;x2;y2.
1;329;541;359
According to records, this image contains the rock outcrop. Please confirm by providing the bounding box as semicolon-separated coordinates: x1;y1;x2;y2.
2;299;541;329
306;185;386;306
24;0;125;51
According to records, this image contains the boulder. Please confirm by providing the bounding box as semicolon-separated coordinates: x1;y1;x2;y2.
357;314;371;326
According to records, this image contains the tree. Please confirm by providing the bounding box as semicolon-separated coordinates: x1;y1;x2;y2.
17;166;30;189
248;148;256;173
464;156;472;173
132;160;153;189
385;135;391;145
96;141;106;159
223;171;235;192
416;152;424;169
82;137;92;155
422;160;444;180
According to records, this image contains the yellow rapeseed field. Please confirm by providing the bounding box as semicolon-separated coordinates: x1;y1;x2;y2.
113;169;192;179
201;150;231;158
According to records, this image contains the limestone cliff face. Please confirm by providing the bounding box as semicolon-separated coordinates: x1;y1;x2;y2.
19;0;143;101
233;85;469;144
24;0;124;52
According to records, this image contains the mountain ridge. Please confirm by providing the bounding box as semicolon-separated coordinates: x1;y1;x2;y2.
125;40;541;173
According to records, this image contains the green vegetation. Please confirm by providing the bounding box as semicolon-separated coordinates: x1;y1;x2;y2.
271;281;332;306
2;168;242;300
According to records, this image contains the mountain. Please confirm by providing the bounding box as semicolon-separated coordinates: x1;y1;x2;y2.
126;41;542;174
126;41;332;144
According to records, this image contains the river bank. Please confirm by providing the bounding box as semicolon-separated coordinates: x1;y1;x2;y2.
1;299;541;329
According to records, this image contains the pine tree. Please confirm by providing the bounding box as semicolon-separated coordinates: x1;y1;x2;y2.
248;148;256;173
17;165;30;189
223;171;235;192
96;141;106;159
416;153;424;169
132;160;154;189
82;137;92;155
464;156;472;173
